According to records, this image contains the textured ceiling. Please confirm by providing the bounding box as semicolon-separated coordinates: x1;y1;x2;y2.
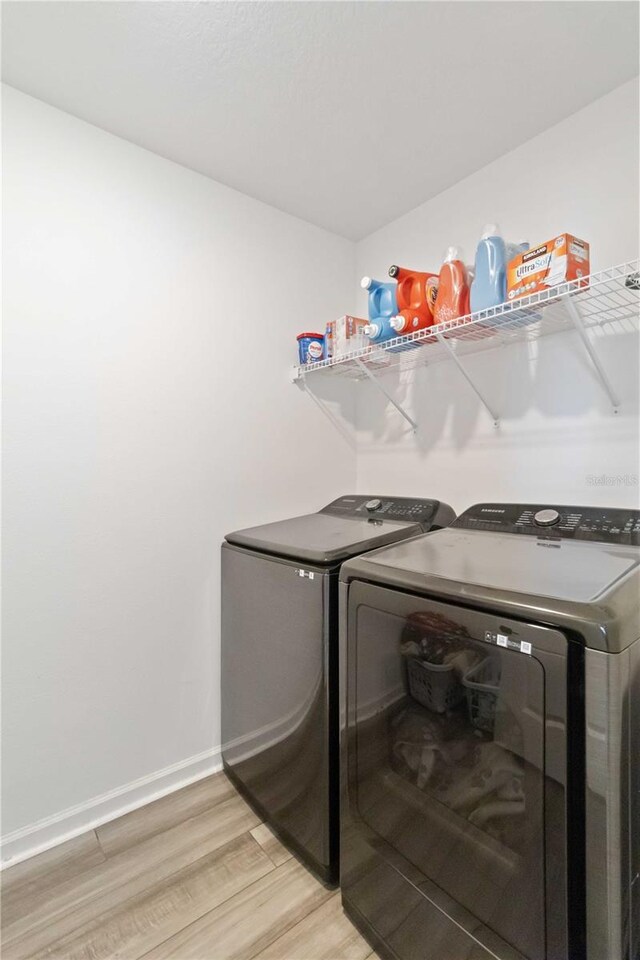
2;1;638;239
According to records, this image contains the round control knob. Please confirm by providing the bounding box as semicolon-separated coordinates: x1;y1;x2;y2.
365;498;382;512
534;508;560;527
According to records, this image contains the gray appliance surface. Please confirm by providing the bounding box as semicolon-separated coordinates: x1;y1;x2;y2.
341;502;640;653
584;641;640;960
341;580;570;960
225;494;454;565
356;529;638;602
226;513;422;565
222;545;334;877
340;501;640;960
222;494;455;885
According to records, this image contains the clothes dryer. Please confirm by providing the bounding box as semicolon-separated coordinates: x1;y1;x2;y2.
340;502;640;958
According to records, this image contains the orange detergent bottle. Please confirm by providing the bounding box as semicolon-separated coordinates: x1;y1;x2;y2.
433;246;471;326
388;264;439;334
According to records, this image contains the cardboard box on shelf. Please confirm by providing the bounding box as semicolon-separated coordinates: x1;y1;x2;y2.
507;234;590;301
334;315;368;357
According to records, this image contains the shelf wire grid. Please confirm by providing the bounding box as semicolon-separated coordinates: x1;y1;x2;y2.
295;261;640;381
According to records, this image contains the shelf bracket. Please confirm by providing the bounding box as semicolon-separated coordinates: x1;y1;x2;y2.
565;298;620;412
435;333;500;427
302;383;356;449
293;369;356;448
354;360;417;433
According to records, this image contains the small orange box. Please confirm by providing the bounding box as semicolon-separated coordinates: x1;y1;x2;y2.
507;234;590;301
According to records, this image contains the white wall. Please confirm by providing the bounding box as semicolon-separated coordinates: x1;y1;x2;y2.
2;86;356;860
355;79;640;513
4;76;639;866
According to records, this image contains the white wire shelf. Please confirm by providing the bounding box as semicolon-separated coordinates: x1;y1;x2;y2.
293;260;639;430
293;261;639;384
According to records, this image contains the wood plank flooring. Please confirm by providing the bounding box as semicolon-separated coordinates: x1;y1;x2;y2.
1;772;378;960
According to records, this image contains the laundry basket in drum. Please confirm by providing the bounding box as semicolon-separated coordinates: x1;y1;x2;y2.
406;656;465;713
462;657;501;733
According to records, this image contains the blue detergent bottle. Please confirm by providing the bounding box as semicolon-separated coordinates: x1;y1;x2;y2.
361;276;398;344
470;224;528;313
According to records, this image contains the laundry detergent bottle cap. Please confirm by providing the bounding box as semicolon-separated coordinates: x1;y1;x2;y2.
444;245;463;263
390;315;406;332
361;276;373;290
481;223;501;240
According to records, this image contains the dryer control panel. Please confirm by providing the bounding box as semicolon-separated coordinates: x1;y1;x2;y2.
322;495;442;527
454;502;640;545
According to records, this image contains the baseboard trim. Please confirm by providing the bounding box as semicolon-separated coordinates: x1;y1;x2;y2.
0;746;223;869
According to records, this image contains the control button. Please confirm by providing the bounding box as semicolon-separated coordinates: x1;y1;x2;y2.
365;498;382;512
534;508;561;527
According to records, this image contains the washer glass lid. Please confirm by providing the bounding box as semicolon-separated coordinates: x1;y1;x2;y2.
363;528;640;603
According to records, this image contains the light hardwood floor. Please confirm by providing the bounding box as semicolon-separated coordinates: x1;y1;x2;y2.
1;772;378;960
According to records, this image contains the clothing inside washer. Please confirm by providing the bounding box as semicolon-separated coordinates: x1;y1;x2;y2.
386;625;531;851
354;606;546;895
390;702;527;849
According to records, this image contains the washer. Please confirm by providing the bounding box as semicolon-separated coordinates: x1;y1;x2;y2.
340;501;640;959
221;494;455;884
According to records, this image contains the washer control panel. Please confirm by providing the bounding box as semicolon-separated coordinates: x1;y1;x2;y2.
454;503;640;545
322;495;439;526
